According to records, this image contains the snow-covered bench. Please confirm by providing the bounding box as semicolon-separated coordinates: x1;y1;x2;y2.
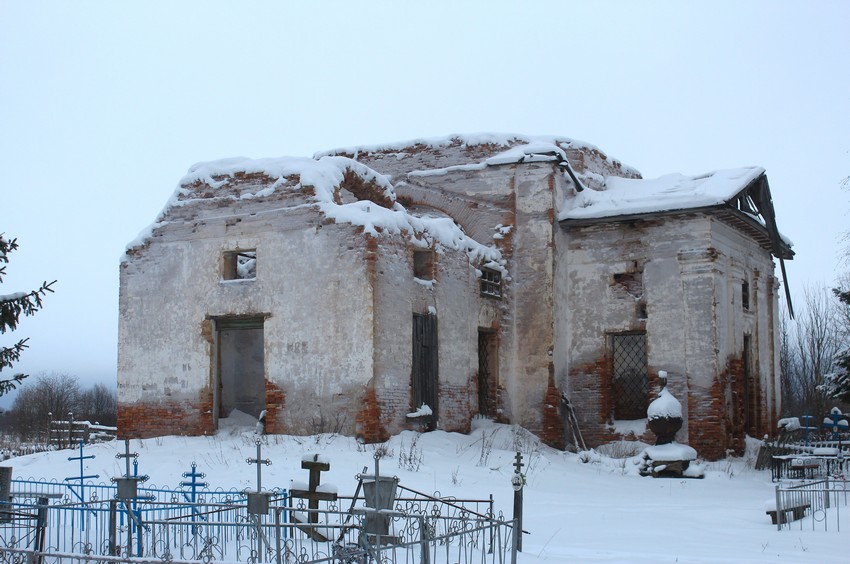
765;500;810;524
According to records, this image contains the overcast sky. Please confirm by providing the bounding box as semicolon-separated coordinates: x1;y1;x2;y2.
1;1;848;406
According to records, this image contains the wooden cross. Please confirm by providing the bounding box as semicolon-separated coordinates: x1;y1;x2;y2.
246;440;271;492
290;453;337;526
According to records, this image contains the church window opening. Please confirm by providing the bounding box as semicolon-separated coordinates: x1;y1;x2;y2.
413;250;434;280
480;268;502;298
223;250;257;280
742;281;750;311
610;332;648;420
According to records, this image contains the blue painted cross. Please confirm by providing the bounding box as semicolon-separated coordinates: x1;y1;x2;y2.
823;407;849;441
800;414;818;446
181;462;209;534
181;462;208;502
64;440;99;529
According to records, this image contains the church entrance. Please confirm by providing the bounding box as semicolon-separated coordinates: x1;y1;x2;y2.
412;313;438;429
213;316;266;427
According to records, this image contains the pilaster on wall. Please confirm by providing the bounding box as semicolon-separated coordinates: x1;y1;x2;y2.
507;168;557;437
678;247;726;458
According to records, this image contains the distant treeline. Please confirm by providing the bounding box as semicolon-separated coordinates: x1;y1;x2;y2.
0;373;116;441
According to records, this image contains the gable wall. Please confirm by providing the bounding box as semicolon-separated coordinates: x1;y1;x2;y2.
118;203;375;438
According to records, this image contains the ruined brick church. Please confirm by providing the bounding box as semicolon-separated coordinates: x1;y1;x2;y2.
118;134;793;460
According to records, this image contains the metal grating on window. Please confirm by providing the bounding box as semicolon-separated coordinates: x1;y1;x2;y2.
480;268;502;298
478;331;492;416
611;333;648;420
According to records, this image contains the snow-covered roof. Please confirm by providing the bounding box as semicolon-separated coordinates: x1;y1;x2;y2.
316;132;594;160
558;166;766;221
127;153;503;267
317;132;641;180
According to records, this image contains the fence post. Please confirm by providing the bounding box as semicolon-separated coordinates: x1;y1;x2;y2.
824;477;830;509
418;515;430;564
0;466;11;523
274;507;282;564
511;518;519;564
488;493;494;554
109;500;118;555
774;485;783;530
34;497;49;564
67;412;74;450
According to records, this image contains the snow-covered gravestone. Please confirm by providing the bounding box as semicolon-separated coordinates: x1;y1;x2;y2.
642;371;702;478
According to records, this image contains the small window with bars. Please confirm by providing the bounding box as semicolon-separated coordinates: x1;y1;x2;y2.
222;250;257;281
610;332;648;420
480;268;502;298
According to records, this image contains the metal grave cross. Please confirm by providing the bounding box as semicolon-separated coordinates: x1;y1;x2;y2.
246;439;271;492
65;440;99;491
511;451;526;553
64;440;99;528
823;407;849;441
181;462;208;503
181;462;209;534
113;439;149;500
800;414;819;446
117;439;138;479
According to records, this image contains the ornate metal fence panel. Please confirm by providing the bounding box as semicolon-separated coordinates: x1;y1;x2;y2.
774;478;850;531
1;480;515;563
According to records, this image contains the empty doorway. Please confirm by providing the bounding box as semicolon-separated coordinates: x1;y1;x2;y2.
412;313;438;428
214;316;266;426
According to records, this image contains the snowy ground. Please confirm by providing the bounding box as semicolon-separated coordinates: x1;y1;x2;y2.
5;418;847;562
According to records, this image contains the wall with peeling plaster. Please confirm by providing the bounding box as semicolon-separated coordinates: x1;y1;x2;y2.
119;140;785;460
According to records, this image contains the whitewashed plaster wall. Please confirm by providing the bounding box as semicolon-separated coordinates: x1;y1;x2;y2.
118;199;376;434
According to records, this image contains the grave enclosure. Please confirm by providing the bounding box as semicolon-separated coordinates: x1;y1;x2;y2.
0;440;518;564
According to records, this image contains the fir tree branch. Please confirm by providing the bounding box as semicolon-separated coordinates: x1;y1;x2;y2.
0;337;29;371
0;373;27;395
0;280;56;334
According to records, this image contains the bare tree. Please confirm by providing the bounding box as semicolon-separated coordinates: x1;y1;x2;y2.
779;309;803;414
782;285;844;418
78;383;117;426
8;373;81;441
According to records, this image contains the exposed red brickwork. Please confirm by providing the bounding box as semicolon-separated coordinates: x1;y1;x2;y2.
338;169;395;209
118;388;213;438
570;353;752;460
569;358;615;446
688;373;733;460
438;382;473;434
540;367;564;448
356;387;389;443
264;380;287;434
